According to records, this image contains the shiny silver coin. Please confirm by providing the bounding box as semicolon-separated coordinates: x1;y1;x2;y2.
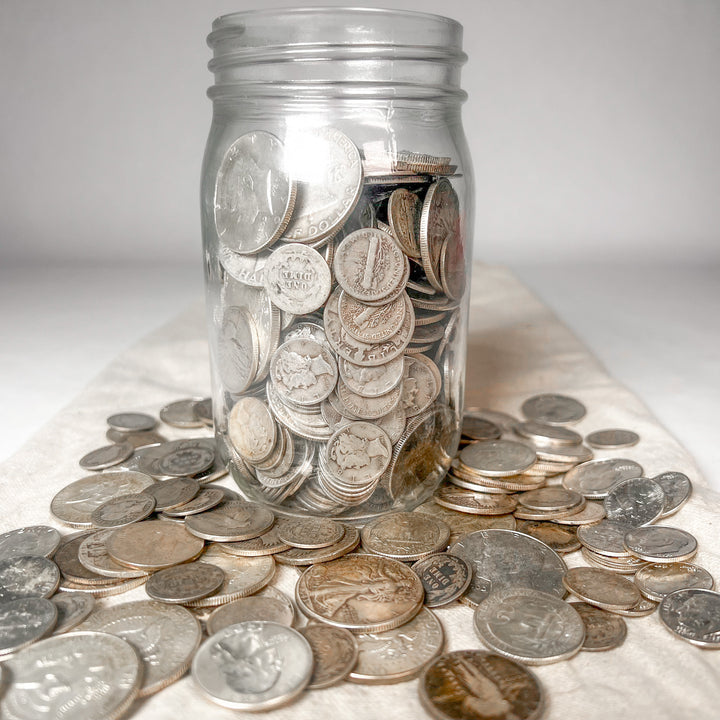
474;588;585;665
90;492;156;528
77;529;150;579
0;555;60;602
276;517;344;549
219;244;269;285
185;500;274;542
570;602;628;652
448;529;567;607
513;420;582;447
0;597;57;657
459;440;537;477
521;393;586;425
604;477;665;526
142;477;200;512
577;519;635;557
159;398;205;428
79;441;134;470
635;562;714;602
563;458;644;499
563;566;642;611
214;130;295;254
419;178;460;292
658;588;720;648
51;592;95;633
107;412;156;432
300;624;358;690
653;470;693;518
206;593;295;635
58;575;147;598
270;337;338;406
145;561;225;604
361;511;451;562
623;525;698;563
160;486;225;517
192;621;313;711
585;428;640;449
0;525;61;560
411;553;472;607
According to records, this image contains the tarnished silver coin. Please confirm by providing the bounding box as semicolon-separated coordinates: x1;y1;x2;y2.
160;486;225;517
623;525;698;563
77;600;202;696
228;396;277;464
474;588;585;665
653;470;693;517
448;529;567;607
79;441;134;471
513;420;582;447
604;477;665;526
145;561;225;604
192;620;313;711
325;421;392;486
361;511;450;562
106;428;167;448
276;517;344;549
159;398;205;428
274;524;360;566
56;532;122;585
336;379;402;420
0;597;57;656
581;548;648;575
158;443;215;477
58;575;147;598
577;519;635;557
388;187;422;259
521;393;586;425
517;486;584;512
0;525;61;560
338;355;405;398
78;529;150;579
516;521;581;554
131;438;215;479
401;355;440;417
51;592;95;633
461;415;502;441
107;412;156;432
0;631;142;719
264;243;332;314
570;602;627;652
270;337;338;406
563;566;641;610
217;306;259;393
300;624;358;689
563;458;644;499
142;477;200;512
50;471;154;527
339;289;407;343
585;428;640;449
185;500;274;542
419;178;460;292
219;244;270;286
434;485;518;516
349;607;444;684
214;130;295;254
90;492;156;528
613;596;658;617
635;562;714;602
206;593;295;635
552;501;606;525
0;555;60;602
414;500;516;542
659;588;720;648
216;524;291;557
459;440;537;477
411;553;472;607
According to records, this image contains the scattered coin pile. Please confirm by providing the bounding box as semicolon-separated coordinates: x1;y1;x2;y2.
212;129;465;517
0;392;717;719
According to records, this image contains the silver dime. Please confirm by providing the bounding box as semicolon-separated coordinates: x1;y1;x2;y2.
521;393;587;425
90;492;156;528
585;428;640;449
563;566;641;611
459;440;537;477
411;553;472;607
419;178;460;292
0;525;61;560
658;588;720;648
228;396;277;464
570;602;628;652
0;631;142;719
653;470;693;517
159;398;205;428
51;592;95;633
107;412;156;432
0;597;57;657
448;529;567;607
282;320;327;344
217;305;259;393
337;379;402;420
276;517;344;549
300;624;358;689
264;243;332;314
401;355;440;417
361;511;451;562
270;337;338;406
78;600;202;696
325;421;393;486
142;477;200;511
79;441;134;470
623;525;698;563
192;621;313;711
145;561;225;604
206;593;295;635
338;355;404;398
635;562;714;602
185;500;274;542
0;555;60;602
77;529;149;579
604;477;665;526
338;289;407;343
160;486;225;517
388;187;422;259
474;588;585;665
563;458;644;499
214;130;296;254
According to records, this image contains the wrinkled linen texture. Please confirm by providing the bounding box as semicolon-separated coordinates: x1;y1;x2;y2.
1;264;717;720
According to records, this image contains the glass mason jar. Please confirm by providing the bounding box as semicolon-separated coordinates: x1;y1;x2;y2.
202;8;473;522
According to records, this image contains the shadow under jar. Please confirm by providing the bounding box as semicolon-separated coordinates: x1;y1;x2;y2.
202;8;473;522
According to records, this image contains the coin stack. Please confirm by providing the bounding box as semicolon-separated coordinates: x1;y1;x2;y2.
211;127;465;517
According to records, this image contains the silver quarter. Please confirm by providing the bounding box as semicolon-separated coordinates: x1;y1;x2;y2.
0;525;61;560
658;588;720;648
585;428;640;449
0;555;60;602
51;592;95;633
623;525;698;563
0;598;57;657
90;493;156;528
562;458;644;499
635;562;714;602
604;477;665;526
411;553;472;607
653;470;693;517
79;442;134;471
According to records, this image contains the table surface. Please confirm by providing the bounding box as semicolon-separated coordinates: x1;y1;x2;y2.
1;261;718;490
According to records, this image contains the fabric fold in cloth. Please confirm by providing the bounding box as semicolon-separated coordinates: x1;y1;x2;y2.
0;263;718;720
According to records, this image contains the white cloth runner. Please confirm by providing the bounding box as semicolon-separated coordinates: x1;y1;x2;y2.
1;263;718;719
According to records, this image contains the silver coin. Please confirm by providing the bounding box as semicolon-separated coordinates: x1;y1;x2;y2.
77;529;149;579
90;492;156;528
517;486;584;512
338;289;407;343
79;441;134;471
51;592;95;633
0;597;57;657
300;624;358;689
653;470;693;518
514;420;582;447
570;602;628;652
388;187;422;259
361;511;450;562
270;337;338;406
448;529;567;607
217;305;259;393
132;437;216;480
264;243;332;314
282;320;327;344
635;562;714;602
107;412;156;432
325;421;393;486
338;355;404;398
521;393;586;425
214;525;291;557
462;414;503;441
0;525;61;560
562;458;644;499
219;244;270;286
192;620;313;711
563;566;642;611
78;600;202;696
577;519;635;557
228;397;278;464
273;524;360;566
552;501;606;525
515;521;581;554
411;553;472;607
106;428;167;448
459;440;537;477
337;379;403;420
276;517;344;549
158;444;215;477
349;608;444;684
145;561;225;604
214;130;295;254
159;398;205;428
185;500;274;542
613;596;658;617
585;428;640;449
581;547;648;574
474;588;585;665
0;555;60;602
142;477;200;511
401;355;440;417
160;486;225;517
419;178;460;292
206;594;295;635
604;477;665;526
375;405;407;445
658;588;720;648
623;525;698;563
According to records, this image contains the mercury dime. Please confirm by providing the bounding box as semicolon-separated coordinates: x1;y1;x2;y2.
274;524;360;566
563;566;641;610
570;602;627;652
0;525;60;560
0;631;142;719
562;458;644;499
51;592;95;633
185;500;274;542
419;650;545;720
577;519;635;557
264;243;332;314
192;621;313;711
79;442;134;471
521;393;586;425
604;477;665;526
77;600;202;696
338;355;404;398
143;477;200;512
283;320;328;344
459;440;536;477
361;511;450;562
635;562;714;602
434;485;518;515
659;588;720;648
337;379;402;420
338;289;406;343
206;594;295;635
388;187;422;258
296;554;424;633
271;337;338;406
325;421;392;486
300;624;358;689
0;555;60;602
228;396;277;464
276;517;344;549
516;521;581;553
401;355;440;417
0;598;57;656
217;306;259;393
585;428;640;449
623;526;698;563
214;130;295;254
448;529;567;607
411;553;472;607
161;486;225;516
90;493;155;528
107;412;156;432
78;529;150;579
419;178;460;292
50;471;154;527
653;470;693;517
